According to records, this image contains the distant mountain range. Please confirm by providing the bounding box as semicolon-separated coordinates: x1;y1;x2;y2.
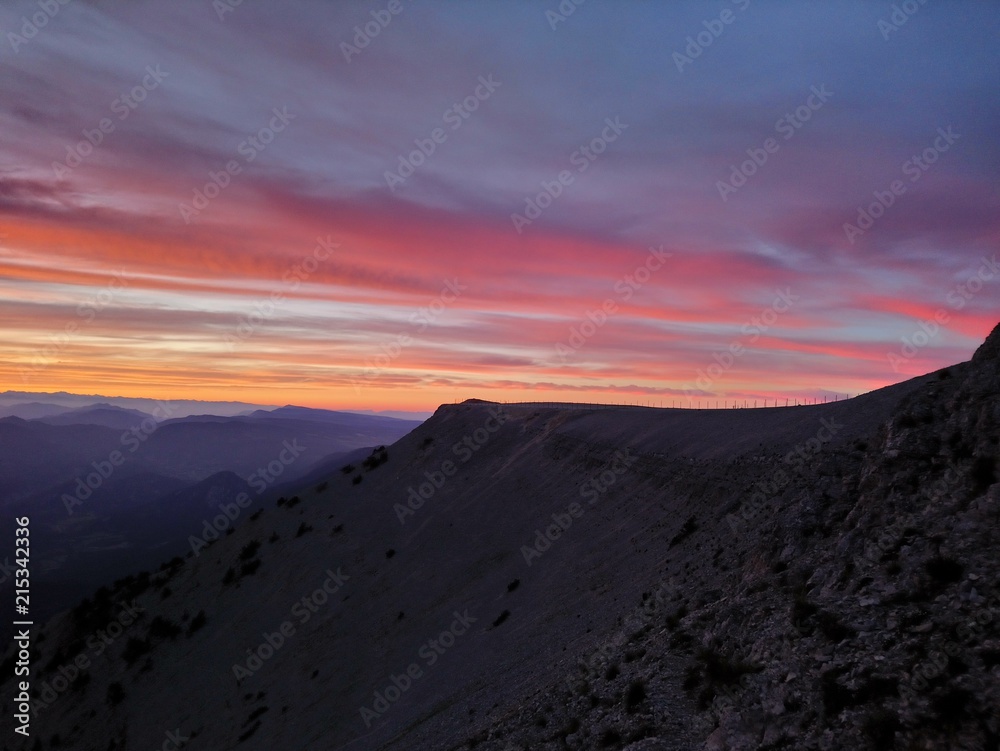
0;398;424;625
0;391;273;419
0;391;434;422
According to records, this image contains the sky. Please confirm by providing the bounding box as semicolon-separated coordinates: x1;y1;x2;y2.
0;0;997;412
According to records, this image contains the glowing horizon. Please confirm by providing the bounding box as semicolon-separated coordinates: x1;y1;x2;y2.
1;1;997;412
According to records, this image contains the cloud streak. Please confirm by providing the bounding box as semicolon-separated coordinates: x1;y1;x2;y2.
0;0;997;409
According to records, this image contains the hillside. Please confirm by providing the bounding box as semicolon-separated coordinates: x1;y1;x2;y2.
0;409;421;632
2;325;998;750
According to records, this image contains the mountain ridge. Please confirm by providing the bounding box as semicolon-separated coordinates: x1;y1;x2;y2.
2;326;997;750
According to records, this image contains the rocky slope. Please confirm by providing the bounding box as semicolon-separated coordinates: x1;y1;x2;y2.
459;324;1000;751
2;325;997;751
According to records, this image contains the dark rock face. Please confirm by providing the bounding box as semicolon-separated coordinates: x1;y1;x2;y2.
971;321;1000;365
462;327;1000;751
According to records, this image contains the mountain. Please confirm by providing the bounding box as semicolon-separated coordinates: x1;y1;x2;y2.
246;405;425;429
0;402;72;420
0;410;423;630
0;391;275;419
346;408;436;421
34;404;155;430
4;325;997;750
0;419;126;503
0;410;421;507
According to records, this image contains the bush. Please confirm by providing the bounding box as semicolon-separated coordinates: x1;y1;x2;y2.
240;559;261;577
239;541;261;561
926;556;964;585
352;475;363;485
791;592;818;633
188;611;207;635
816;610;856;642
248;706;269;721
362;447;389;470
340;464;355;474
696;647;760;686
625;679;647;713
238;721;261;742
971;455;997;494
863;708;899;746
295;522;313;537
148;616;181;640
932;687;972;726
665;604;688;630
121;638;151;666
106;682;125;706
669;516;698;546
599;729;622;747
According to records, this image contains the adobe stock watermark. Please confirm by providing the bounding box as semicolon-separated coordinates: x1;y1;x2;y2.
359;610;477;728
885;255;998;373
878;0;931;40
510;116;627;233
232;567;349;680
150;729;189;751
717;84;832;201
672;0;751;73
61;400;176;514
546;0;587;30
554;245;672;361
19;268;130;382
341;0;409;63
178;106;295;223
52;65;168;179
682;288;799;396
394;405;508;524
843;126;959;244
351;278;467;392
5;0;72;53
384;75;501;190
521;449;635;566
211;0;244;21
225;236;338;350
188;438;306;555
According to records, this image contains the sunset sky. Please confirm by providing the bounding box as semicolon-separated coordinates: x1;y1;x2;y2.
1;1;997;411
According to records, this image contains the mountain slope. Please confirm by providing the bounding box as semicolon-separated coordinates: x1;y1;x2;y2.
3;326;997;751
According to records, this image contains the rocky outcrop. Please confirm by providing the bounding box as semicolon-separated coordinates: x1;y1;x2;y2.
458;327;1000;751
